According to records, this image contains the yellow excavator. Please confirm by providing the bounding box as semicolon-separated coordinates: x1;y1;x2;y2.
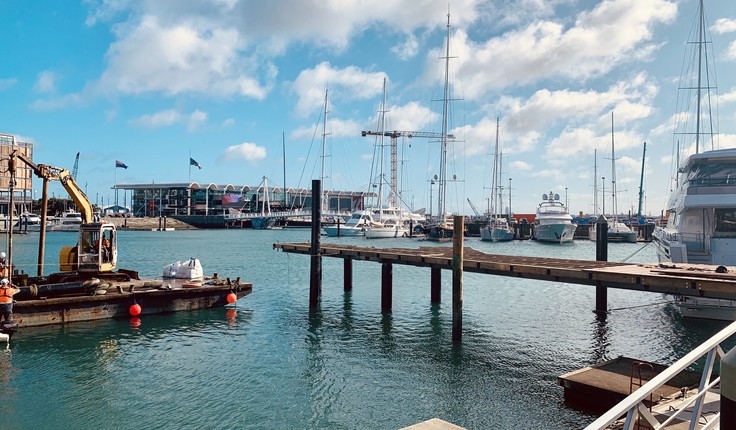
9;151;132;282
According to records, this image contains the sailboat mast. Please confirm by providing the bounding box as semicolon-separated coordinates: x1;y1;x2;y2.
637;142;646;219
593;149;598;216
489;117;499;219
378;78;387;219
438;12;451;219
321;89;330;213
695;0;704;154
283;132;287;209
611;112;617;219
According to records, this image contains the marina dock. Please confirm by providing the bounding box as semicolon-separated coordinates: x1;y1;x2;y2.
272;242;736;301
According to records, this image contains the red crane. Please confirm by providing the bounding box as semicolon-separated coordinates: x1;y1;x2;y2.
361;130;454;207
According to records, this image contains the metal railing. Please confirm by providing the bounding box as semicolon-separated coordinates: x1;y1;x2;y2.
585;319;736;430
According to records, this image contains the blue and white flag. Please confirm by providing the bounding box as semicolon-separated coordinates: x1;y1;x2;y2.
115;160;128;169
190;157;202;169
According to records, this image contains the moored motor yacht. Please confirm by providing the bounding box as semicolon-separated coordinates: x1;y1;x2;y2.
532;191;576;243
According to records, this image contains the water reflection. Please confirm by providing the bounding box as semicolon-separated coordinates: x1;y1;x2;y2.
591;312;610;363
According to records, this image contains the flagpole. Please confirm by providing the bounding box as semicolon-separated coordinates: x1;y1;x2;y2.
188;149;192;184
114;164;118;210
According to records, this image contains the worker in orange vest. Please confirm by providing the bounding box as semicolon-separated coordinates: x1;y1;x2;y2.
0;278;20;322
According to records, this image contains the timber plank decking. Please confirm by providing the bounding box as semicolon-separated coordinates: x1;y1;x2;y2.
273;242;736;300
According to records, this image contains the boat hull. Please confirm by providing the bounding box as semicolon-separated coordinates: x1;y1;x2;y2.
323;226;365;237
480;226;514;242
677;297;736;321
12;278;252;327
365;225;408;239
534;223;577;243
426;224;454;242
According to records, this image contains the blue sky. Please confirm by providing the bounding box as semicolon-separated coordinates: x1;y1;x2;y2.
1;0;735;215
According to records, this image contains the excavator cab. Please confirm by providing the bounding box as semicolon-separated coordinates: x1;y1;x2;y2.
59;223;117;272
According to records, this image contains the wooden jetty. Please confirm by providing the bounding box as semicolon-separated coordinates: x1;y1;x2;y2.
272;242;736;301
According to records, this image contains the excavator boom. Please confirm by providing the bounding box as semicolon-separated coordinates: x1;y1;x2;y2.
10;151;94;223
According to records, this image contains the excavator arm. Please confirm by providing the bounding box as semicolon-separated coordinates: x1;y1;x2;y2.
9;150;94;223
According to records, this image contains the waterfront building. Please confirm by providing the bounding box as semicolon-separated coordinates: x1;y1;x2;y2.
113;182;376;227
0;133;35;230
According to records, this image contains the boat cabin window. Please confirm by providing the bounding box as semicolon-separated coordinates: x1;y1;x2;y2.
714;208;736;237
688;162;736;186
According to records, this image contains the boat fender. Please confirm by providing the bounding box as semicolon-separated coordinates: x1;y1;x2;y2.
82;278;102;289
129;303;141;316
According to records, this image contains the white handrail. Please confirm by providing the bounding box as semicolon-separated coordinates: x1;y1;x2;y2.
585;319;736;429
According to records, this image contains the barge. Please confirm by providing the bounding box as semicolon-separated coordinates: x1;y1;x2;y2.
11;276;252;327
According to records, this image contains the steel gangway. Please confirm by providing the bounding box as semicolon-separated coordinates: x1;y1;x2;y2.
586;320;736;429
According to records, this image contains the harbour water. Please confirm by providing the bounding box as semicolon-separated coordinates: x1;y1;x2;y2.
0;229;730;429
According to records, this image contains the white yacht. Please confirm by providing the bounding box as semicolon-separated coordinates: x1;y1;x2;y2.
532;191;576;244
651;0;736;319
13;212;43;232
323;210;375;237
654;148;736;265
51;210;83;232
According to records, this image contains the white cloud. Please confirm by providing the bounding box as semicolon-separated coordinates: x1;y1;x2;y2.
712;18;736;34
0;78;17;91
291;62;387;117
726;41;736;61
511;160;533;171
29;93;83;110
129;108;208;130
391;34;419;60
222;142;267;162
96;15;270;98
34;71;57;93
441;0;676;98
222;118;236;127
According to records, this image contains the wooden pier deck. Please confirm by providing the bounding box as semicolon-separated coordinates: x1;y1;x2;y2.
273;242;736;300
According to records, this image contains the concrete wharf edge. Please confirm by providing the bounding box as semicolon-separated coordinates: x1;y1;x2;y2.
272;242;736;300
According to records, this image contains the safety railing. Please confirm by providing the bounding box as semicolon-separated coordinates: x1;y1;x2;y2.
585;319;736;430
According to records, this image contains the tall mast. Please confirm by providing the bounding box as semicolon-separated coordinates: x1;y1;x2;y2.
437;12;451;219
611;111;618;221
282;131;287;209
377;78;387;219
321;89;330;213
637;142;646;219
489;117;499;219
593;149;598;216
695;0;703;153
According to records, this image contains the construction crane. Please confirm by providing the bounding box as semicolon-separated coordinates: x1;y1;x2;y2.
361;130;454;208
467;198;481;217
72;152;79;180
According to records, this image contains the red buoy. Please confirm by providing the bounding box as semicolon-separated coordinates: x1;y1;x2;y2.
226;293;237;304
129;303;142;316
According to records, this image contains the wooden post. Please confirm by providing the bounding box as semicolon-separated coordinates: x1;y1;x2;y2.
595;215;608;314
37;178;49;276
344;258;352;291
452;215;464;343
381;262;392;310
309;179;322;308
430;267;441;303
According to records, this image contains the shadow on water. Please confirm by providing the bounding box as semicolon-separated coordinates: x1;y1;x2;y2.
591;312;611;363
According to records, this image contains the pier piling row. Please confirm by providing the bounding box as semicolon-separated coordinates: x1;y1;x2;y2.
275;235;736;343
